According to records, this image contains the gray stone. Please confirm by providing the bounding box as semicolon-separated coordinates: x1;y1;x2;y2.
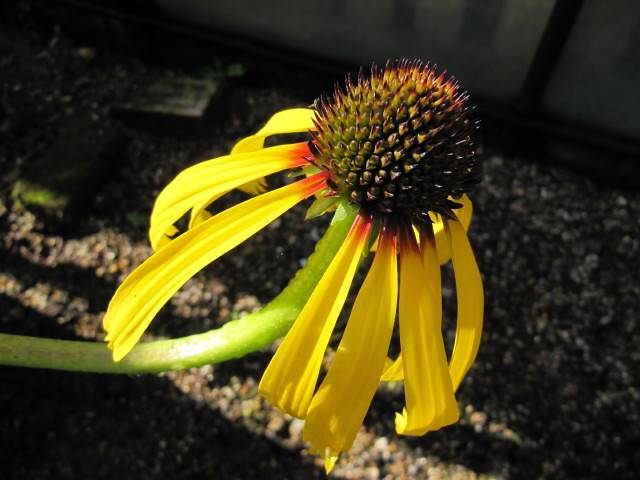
112;76;226;136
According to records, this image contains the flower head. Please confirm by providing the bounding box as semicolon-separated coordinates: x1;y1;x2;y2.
312;61;479;220
103;60;483;472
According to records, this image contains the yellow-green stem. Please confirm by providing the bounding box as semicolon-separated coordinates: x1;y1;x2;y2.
0;204;358;374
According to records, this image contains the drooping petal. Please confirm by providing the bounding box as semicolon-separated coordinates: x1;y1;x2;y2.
323;456;338;475
374;195;472;263
148;142;309;251
303;226;397;465
446;215;484;391
457;194;473;230
232;108;315;199
379;197;473;381
232;108;316;158
189;108;318;227
381;356;403;382
421;223;442;313
381;223;442;384
382;214;482;389
432;194;473;264
395;231;458;436
259;214;372;419
104;173;327;361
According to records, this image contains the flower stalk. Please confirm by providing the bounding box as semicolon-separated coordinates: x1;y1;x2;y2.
0;203;358;374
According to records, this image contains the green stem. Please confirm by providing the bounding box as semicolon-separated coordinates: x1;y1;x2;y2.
0;204;358;374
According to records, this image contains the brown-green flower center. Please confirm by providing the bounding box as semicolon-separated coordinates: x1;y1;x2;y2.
312;60;481;223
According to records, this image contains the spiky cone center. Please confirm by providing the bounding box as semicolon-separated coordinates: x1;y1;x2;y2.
312;61;481;223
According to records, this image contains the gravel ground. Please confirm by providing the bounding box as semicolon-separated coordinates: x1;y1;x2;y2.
2;4;640;479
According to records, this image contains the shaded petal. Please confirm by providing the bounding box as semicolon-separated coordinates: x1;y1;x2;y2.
457;194;473;230
259;214;372;419
395;232;458;436
446;216;484;391
149;143;309;251
432;194;473;264
104;173;327;361
304;226;398;462
373;195;472;262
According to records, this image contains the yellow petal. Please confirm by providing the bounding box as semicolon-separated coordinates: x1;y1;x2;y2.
234;108;316;196
381;223;442;384
103;173;327;361
232;108;316;156
304;226;397;459
378;195;472;261
457;194;473;230
446;216;484;391
395;232;458;436
324;455;338;475
149;143;308;251
432;194;473;264
421;223;442;312
189;108;318;227
381;355;403;382
259;214;372;419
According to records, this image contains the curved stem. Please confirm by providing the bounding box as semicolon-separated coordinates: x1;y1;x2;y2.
0;204;359;374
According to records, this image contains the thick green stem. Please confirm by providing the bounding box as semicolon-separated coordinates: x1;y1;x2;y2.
0;204;358;374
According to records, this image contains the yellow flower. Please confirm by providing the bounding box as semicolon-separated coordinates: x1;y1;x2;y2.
103;60;483;472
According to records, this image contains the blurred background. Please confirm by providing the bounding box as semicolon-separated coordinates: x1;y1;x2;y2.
1;1;639;479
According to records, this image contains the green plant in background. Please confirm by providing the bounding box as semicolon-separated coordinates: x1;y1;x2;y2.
0;60;483;472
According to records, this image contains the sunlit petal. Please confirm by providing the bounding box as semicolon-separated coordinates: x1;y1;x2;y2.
232;108;316;157
395;231;458;436
104;173;327;361
188;108;317;227
259;214;372;419
304;226;397;461
381;355;403;382
233;108;316;197
380;202;482;382
148;143;309;251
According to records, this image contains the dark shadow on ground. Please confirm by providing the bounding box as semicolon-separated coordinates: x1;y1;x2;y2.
0;294;323;479
0;364;324;480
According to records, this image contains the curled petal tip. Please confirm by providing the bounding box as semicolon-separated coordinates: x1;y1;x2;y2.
324;455;338;474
